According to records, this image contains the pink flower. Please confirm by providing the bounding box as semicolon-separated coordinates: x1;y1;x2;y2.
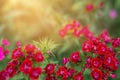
109;9;117;19
100;29;111;43
4;49;10;55
1;39;10;46
65;24;74;30
0;46;5;61
73;20;81;28
81;27;94;39
62;58;69;65
0;70;8;80
86;4;94;12
111;74;116;79
16;41;21;47
112;38;120;48
47;50;51;54
85;56;92;68
67;68;75;77
73;29;82;37
59;29;67;37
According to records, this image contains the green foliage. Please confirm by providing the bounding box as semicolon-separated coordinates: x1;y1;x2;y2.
33;38;58;53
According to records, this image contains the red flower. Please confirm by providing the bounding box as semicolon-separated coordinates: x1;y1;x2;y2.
73;72;84;80
0;70;8;80
8;59;19;66
86;4;94;12
44;64;55;74
103;73;109;80
91;68;102;80
96;43;108;55
12;48;24;59
106;48;115;56
91;37;100;45
59;29;67;37
4;49;10;55
56;66;68;79
111;58;119;70
112;38;120;48
82;40;93;52
45;75;55;80
5;65;17;78
70;51;81;63
91;57;102;68
24;44;36;53
73;29;82;37
34;51;44;63
104;54;113;66
85;56;92;68
99;2;104;8
29;67;42;79
19;59;32;74
67;68;75;77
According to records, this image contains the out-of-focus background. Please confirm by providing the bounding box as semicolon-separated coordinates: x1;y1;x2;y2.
0;0;120;80
0;0;120;43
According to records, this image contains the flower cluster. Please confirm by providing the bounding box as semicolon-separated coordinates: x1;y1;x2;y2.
0;43;44;80
112;38;120;48
82;29;120;80
58;21;120;80
85;2;105;12
0;21;120;80
0;39;10;61
59;20;81;37
59;20;94;39
44;51;84;80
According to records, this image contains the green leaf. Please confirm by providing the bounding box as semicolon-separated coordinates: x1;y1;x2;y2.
10;72;28;80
